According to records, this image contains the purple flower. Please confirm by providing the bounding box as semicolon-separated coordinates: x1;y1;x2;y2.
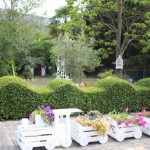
29;113;32;117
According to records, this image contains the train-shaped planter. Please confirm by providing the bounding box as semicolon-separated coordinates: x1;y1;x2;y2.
71;121;108;146
17;108;82;150
108;121;142;142
141;117;150;136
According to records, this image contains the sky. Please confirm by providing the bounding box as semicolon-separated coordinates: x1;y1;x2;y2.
0;0;67;17
33;0;67;17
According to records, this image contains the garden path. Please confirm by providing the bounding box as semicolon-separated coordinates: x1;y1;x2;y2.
0;121;150;150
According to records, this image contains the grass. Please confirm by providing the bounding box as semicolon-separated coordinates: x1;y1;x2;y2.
26;76;99;87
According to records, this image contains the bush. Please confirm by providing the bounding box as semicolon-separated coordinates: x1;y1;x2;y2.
134;78;150;88
0;76;52;120
97;69;115;77
22;65;33;79
0;76;150;120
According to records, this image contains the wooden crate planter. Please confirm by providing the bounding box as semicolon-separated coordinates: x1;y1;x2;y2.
17;108;82;150
71;121;108;146
141;117;150;136
108;121;142;142
17;125;55;150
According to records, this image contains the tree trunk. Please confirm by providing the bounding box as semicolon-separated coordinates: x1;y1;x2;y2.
116;0;123;77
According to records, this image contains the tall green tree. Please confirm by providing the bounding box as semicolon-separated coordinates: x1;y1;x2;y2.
49;6;71;39
0;0;45;76
51;33;101;82
63;0;150;77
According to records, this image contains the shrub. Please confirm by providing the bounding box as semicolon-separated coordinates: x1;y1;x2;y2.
0;76;52;120
134;78;150;88
97;69;115;77
47;78;74;90
0;76;150;120
22;65;33;79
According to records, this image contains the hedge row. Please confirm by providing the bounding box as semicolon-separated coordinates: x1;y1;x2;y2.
0;76;150;120
134;78;150;88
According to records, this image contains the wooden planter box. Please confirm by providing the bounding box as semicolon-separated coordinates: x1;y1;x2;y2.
71;121;108;146
108;121;142;142
17;109;82;150
17;125;55;150
141;117;150;136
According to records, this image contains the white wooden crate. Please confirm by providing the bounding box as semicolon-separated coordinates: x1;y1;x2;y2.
108;121;142;142
17;125;55;150
17;108;82;150
71;121;108;146
141;117;150;136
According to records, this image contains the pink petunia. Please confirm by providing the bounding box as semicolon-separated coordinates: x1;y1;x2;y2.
124;108;129;112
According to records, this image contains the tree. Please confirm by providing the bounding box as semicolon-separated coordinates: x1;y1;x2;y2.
51;33;101;82
22;65;33;79
0;0;44;76
49;6;71;39
63;0;150;77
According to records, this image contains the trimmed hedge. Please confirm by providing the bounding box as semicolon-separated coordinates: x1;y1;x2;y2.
0;76;150;120
134;78;150;88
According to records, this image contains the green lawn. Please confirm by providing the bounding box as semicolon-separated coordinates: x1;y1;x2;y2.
27;77;99;87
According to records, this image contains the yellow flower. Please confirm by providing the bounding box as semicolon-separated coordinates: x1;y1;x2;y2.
76;116;109;135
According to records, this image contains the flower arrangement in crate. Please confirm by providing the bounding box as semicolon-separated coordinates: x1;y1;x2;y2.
134;107;150;136
108;108;146;142
134;107;150;117
29;106;55;127
76;115;109;136
72;114;109;146
87;110;102;120
109;108;147;128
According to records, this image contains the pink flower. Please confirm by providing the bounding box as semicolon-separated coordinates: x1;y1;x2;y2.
125;122;129;126
106;119;110;122
110;124;115;131
141;121;147;127
142;107;147;110
124;108;129;112
128;120;133;124
117;119;124;124
125;121;132;127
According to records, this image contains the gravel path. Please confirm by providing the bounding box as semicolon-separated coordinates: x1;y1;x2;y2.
0;120;150;150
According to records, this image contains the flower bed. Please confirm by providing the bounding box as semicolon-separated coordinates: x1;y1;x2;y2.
71;116;109;146
108;108;145;142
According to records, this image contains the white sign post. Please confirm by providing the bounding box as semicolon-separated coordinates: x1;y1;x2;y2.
116;55;123;69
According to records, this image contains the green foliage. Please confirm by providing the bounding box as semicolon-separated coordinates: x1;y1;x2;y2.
97;69;115;77
51;33;101;82
0;76;53;120
0;0;48;76
135;78;150;88
47;78;74;90
22;65;33;79
64;0;150;58
0;76;150;120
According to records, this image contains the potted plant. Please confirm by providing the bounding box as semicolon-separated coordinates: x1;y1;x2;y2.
108;108;146;142
71;115;109;146
29;106;55;127
87;110;102;120
134;107;150;136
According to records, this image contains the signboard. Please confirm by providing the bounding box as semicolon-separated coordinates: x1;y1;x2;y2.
116;55;123;69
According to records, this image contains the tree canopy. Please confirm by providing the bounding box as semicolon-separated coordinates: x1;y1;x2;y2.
51;33;101;82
